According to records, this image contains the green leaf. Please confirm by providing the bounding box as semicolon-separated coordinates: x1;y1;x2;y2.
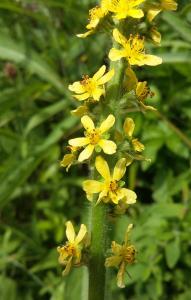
163;12;191;43
0;33;64;92
165;238;180;268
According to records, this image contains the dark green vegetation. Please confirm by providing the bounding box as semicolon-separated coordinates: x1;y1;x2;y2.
0;0;191;299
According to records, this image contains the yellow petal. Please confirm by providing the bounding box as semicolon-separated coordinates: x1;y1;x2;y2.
117;261;126;288
98;139;117;154
150;28;161;45
68;82;85;93
69;137;89;147
111;241;123;255
123;118;135;137
81;115;95;131
121;188;137;204
74;92;90;101
132;138;145;152
93;65;106;81
147;9;161;22
113;158;126;181
141;54;162;66
77;30;94;38
105;255;122;267
71;105;88;116
109;48;126;61
75;224;87;245
60;154;74;168
96;190;108;204
113;28;127;47
125;67;138;91
83;180;103;194
99;114;115;134
62;257;72;276
92;87;104;101
97;69;115;85
66;221;76;243
95;156;111;180
127;8;144;18
78;144;94;162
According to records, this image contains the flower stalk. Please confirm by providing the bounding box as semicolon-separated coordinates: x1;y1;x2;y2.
57;1;178;299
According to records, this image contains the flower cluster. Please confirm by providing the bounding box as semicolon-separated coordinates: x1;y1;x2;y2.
58;0;177;289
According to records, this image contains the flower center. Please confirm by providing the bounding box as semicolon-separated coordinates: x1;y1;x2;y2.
87;129;100;145
109;180;118;193
123;245;136;264
126;35;145;59
63;243;76;256
81;75;96;94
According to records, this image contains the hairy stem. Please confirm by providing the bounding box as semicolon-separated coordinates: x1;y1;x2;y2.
88;202;108;300
87;24;126;300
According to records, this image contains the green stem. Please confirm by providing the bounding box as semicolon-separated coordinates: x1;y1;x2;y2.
87;22;126;300
88;202;108;300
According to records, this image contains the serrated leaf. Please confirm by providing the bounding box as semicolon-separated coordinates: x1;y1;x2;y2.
165;238;180;268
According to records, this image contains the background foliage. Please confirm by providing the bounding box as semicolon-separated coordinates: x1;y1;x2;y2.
0;0;191;299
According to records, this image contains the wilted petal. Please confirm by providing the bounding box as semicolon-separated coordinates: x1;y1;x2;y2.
117;261;126;288
105;255;122;267
62;257;72;276
123;118;135;137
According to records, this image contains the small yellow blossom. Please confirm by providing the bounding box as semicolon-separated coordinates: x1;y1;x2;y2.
150;27;161;45
105;224;136;288
77;0;110;38
71;105;89;117
109;29;162;66
124;118;145;152
147;0;178;22
109;0;145;20
57;221;87;276
136;81;156;111
68;65;114;102
83;156;137;205
69;115;116;162
60;146;80;171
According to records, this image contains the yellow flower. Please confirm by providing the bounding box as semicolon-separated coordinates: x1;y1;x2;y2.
147;0;177;22
68;65;114;102
60;146;80;171
69;115;116;162
123;118;145;152
150;27;161;45
83;156;137;205
109;29;162;66
109;0;145;20
57;221;87;276
105;224;136;288
77;0;110;38
136;81;156;111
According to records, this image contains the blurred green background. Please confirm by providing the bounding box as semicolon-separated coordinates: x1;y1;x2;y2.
0;0;191;299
